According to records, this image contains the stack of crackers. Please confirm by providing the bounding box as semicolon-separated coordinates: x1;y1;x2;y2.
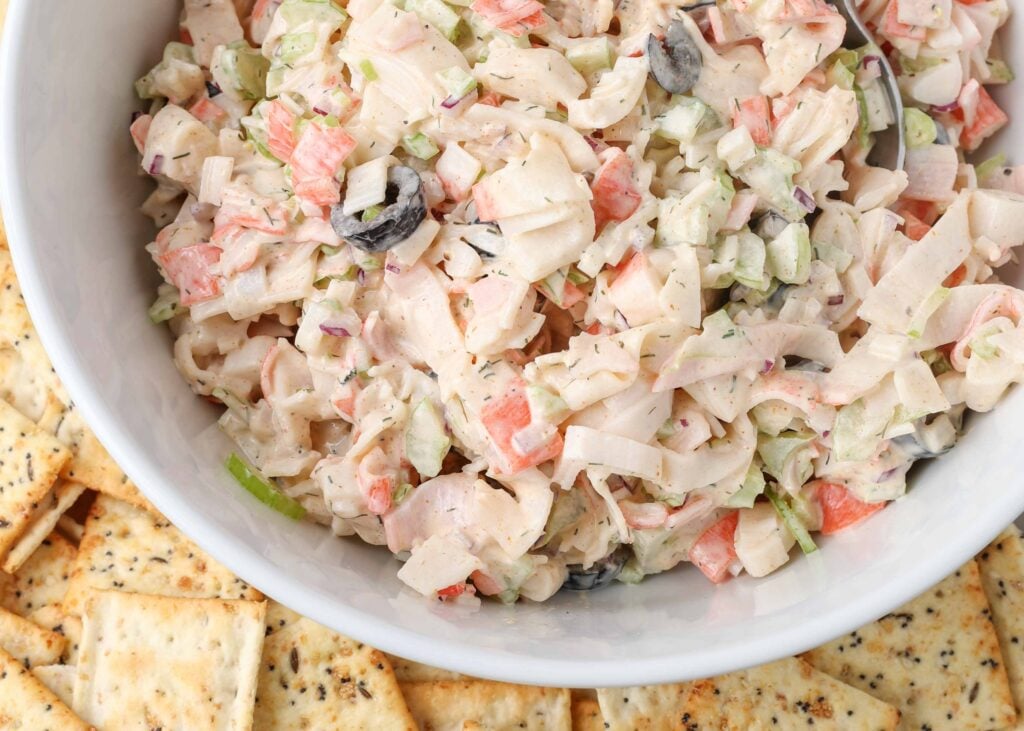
2;234;1024;730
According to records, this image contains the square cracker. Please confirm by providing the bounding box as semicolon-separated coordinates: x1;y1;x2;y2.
978;524;1024;716
386;653;465;682
0;251;69;416
0;603;65;668
36;392;150;511
253;602;416;730
401;680;572;730
0;250;148;512
1;530;76;616
803;559;1017;730
28;605;83;665
74;590;266;730
32;663;76;709
0;646;89;731
0;399;70;562
572;696;606;731
63;494;262;613
596;684;689;730
2;480;84;574
682;658;900;730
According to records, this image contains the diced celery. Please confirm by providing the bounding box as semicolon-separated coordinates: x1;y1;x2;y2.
829;48;860;71
359;59;378;81
401;132;440;160
853;85;871;148
361;205;385;222
566;37;613;74
136;42;202;100
392;482;414;504
735;149;802;221
526;385;570;424
987;59;1015;84
904;107;937;148
734;232;768;290
211;387;249;413
279;0;348;28
163;41;196;64
727;464;767;508
766;222;811;284
405;399;451;478
907;286;950;339
812;241;853;274
654;97;709;144
216;41;270;100
617;559;645;585
226;453;306;519
655;418;679;441
766;487;817;554
975;153;1007;182
279;32;317;64
147;284;182;323
436;66;477;98
898;53;942;74
566;267;590;285
406;0;461;40
826;59;855;90
757;431;814;486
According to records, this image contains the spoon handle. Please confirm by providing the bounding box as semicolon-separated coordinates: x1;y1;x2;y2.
828;0;906;170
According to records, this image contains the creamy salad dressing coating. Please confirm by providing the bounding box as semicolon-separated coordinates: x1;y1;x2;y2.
132;0;1022;602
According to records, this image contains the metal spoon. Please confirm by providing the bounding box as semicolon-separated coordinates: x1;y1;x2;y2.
828;0;906;170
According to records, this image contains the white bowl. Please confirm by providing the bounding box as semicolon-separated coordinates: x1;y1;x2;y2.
3;0;1024;689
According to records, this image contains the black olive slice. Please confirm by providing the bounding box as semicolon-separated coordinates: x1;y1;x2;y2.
330;165;427;253
647;20;702;95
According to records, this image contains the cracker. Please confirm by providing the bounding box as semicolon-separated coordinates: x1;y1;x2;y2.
596;684;689;729
0;253;147;512
57;514;84;542
0;399;69;564
2;480;84;573
254;603;416;730
664;657;898;731
264;599;303;634
63;494;262;613
32;663;76;709
28;605;82;664
978;524;1024;717
572;696;606;731
401;680;572;730
74;590;266;730
36;393;150;511
0;252;69;412
0;646;89;731
804;559;1016;730
1;531;76;616
0;603;65;668
387;653;466;682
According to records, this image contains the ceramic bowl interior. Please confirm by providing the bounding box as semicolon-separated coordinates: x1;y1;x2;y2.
3;0;1024;688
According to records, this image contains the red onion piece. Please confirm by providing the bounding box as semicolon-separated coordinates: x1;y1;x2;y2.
793;186;815;213
148;154;164;175
932;100;959;113
827;295;845;306
385;263;400;273
319;324;352;337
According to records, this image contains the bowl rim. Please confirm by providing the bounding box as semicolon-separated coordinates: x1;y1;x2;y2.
3;0;1024;688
